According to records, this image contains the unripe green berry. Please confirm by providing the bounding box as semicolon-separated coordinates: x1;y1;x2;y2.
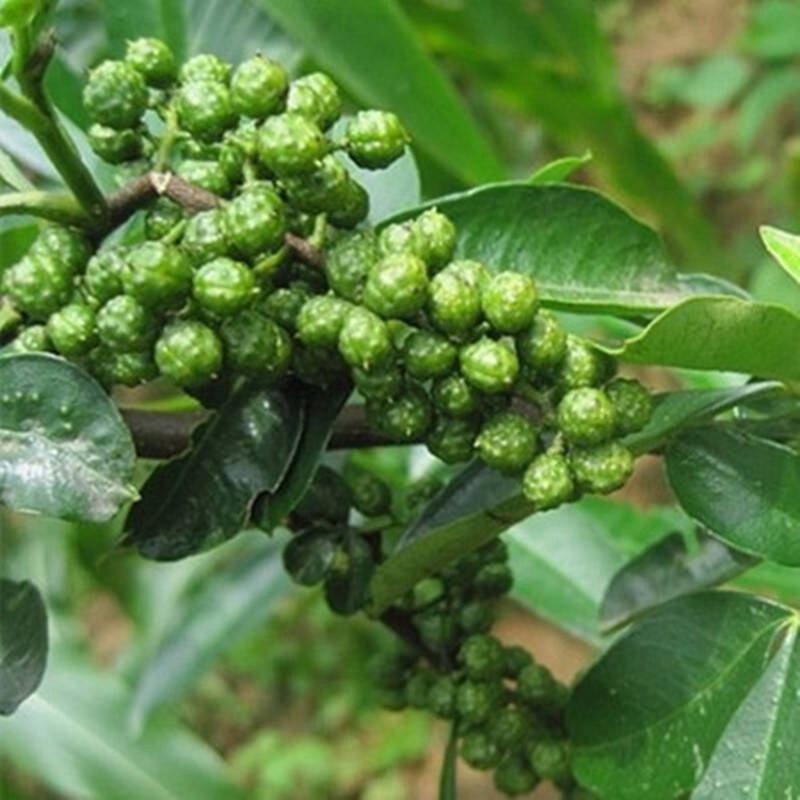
82;246;126;305
527;739;571;785
416;611;459;653
557;387;617;446
459;634;507;681
96;295;156;351
286;72;341;130
515;310;567;373
410;208;456;270
292;343;347;387
257;113;326;176
487;707;531;752
344;467;392;517
179;53;231;85
282;154;350;214
218;140;245;184
345;109;408;169
88;124;143;164
225;183;286;259
193;257;256;316
460;337;519;395
181;208;230;265
176;80;236;141
221;310;292;378
31;226;91;274
368;384;432;442
441;259;491;293
426;675;457;719
230;55;288;118
431;373;482;418
403;330;457;380
83;60;148;128
144;199;184;241
327;177;369;228
493;756;540;796
426;414;479;464
605;378;653;435
460;731;503;770
476;410;538;473
569;441;634;494
3;255;73;321
427;269;481;336
259;285;309;331
46;304;96;357
458;601;495;634
8;325;51;353
352;361;404;400
155;319;223;387
293;465;351;525
456;680;505;726
123;242;193;310
378;222;415;257
522;451;575;510
405;669;435;709
503;645;534;678
473;562;514;598
481;271;538;334
516;663;566;710
125;37;176;87
296;294;352;348
338;306;393;371
175;158;232;196
324;230;379;302
557;335;614;391
89;346;157;387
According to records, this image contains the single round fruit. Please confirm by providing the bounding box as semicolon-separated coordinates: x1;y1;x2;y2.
220;311;292;378
144;199;184;241
286;72;341;130
125;37;176;87
431;373;482;418
605;378;653;435
427;269;482;336
516;662;563;709
345;109;408;169
175;158;232;196
230;55;288;118
460;731;502;771
46;304;96;357
89;346;157;387
82;246;127;305
487;707;530;752
403;330;457;380
527;739;571;785
176;80;236;141
556;335;614;391
154;320;223;387
459;634;507;681
257;113;327;176
179;53;231;85
296;294;352;348
281;154;350;214
426;414;479;464
327;177;369;228
345;467;392;517
410;208;456;270
475;410;538;473
123;242;193;310
259;284;310;332
337;306;393;371
493;756;540;796
363;250;429;321
193;257;256;316
83;60;148;128
88;124;143;164
181;208;230;265
293;465;352;525
455;680;504;726
2;255;73;321
515;310;567;373
569;441;634;494
440;259;491;292
368;384;432;442
474;562;513;598
557;387;617;446
378;222;415;257
460;337;519;395
225;183;286;259
352;361;404;400
481;271;538;334
522;451;575;510
31;226;91;274
426;675;457;719
458;601;495;634
95;295;157;351
324;230;379;302
504;645;534;678
8;325;51;353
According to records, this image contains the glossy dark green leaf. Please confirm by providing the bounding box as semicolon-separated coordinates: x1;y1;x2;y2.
666;428;800;566
693;623;800;799
0;579;47;715
253;382;350;531
125;384;303;560
0;644;245;800
370;462;531;613
568;592;794;800
600;532;757;633
605;296;800;380
760;225;800;287
282;527;339;587
390;183;684;315
323;531;375;615
625;382;784;454
0;354;137;522
130;534;291;729
261;0;504;185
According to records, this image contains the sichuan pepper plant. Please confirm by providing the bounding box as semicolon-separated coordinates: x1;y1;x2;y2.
1;5;799;799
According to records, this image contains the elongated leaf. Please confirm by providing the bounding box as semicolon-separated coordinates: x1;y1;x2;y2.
0;354;137;522
0;579;47;715
370;462;531;613
390;183;684;315
760;225;800;287
666;427;800;566
529;152;592;184
130;534;292;729
607;296;800;380
125;384;303;560
692;622;800;799
0;645;244;800
568;592;794;800
261;0;504;185
625;382;784;454
600;533;757;633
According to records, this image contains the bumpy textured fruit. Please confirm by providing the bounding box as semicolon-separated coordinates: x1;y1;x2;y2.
144;199;184;241
426;675;457;719
83;60;148;128
515;310;567;373
46;304;96;357
259;284;310;332
293;465;351;525
481;271;538;334
460;731;502;771
345;467;392;517
352;361;404;400
456;680;504;725
476;410;538;473
557;387;617;446
378;222;414;257
345;110;408;168
493;756;540;796
181;208;230;265
176;80;236;141
327;178;369;228
426;415;479;464
90;346;156;387
528;739;571;784
410;208;456;270
175;159;232;196
179;53;231;85
282;154;350;215
427;269;482;336
431;373;482;418
517;662;563;709
605;378;653;434
368;384;432;442
324;230;378;302
557;335;613;391
125;37;176;87
96;294;156;351
88;124;143;164
230;55;287;118
82;246;127;305
474;562;513;598
154;319;223;387
286;72;341;130
221;310;292;377
257;113;327;176
193;258;256;316
296;294;351;348
32;226;91;274
569;441;634;494
441;259;490;292
487;707;530;752
225;183;286;259
403;330;457;380
460;337;520;395
123;242;193;310
9;325;50;353
362;252;429;320
338;306;393;371
522;451;575;510
459;634;507;681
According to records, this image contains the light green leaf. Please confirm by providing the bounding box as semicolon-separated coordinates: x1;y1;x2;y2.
260;0;504;185
529;151;592;184
0;354;137;522
666;428;800;566
760;225;800;287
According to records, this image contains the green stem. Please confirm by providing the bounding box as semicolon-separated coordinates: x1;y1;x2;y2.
0;189;91;226
438;721;459;800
